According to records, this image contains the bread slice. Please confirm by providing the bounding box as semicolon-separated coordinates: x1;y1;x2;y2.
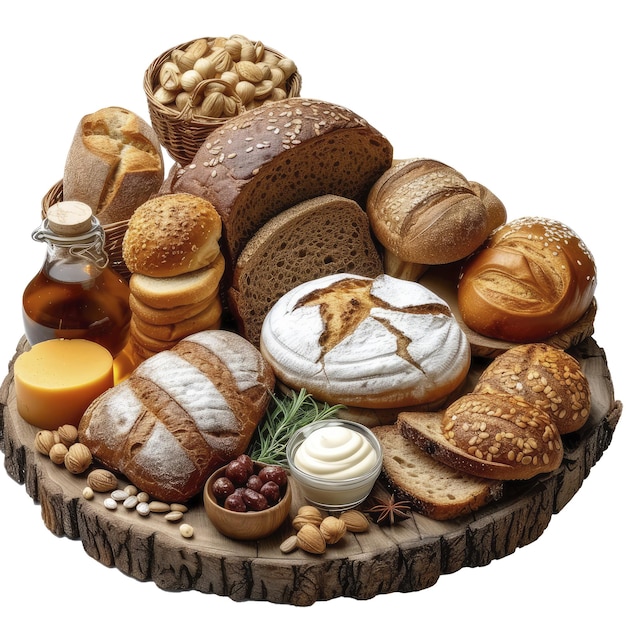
129;253;225;309
371;425;503;520
227;195;383;347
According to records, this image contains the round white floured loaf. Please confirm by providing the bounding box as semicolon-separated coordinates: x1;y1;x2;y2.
259;273;471;409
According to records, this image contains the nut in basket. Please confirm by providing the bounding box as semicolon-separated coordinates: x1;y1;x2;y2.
144;35;302;165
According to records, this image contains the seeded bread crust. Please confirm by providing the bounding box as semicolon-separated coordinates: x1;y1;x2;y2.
372;425;503;520
474;343;591;434
166;98;393;276
398;394;564;481
122;193;222;278
78;330;275;502
228;195;383;347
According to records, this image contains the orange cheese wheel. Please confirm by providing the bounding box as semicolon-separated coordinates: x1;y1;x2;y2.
14;339;114;429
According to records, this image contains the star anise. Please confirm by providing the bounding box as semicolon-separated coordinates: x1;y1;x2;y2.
365;494;412;525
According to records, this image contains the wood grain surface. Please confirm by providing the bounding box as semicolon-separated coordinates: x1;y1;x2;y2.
1;335;621;606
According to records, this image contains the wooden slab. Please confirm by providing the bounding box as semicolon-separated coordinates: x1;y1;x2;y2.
0;335;621;606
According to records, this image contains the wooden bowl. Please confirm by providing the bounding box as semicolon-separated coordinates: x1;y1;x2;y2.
203;462;292;540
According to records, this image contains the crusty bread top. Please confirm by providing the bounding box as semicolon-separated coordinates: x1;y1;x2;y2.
122;193;222;278
366;158;504;265
167;97;393;269
474;343;591;434
260;273;471;409
63;106;164;225
372;424;503;520
457;216;597;343
398;392;564;481
228;195;383;347
78;330;275;502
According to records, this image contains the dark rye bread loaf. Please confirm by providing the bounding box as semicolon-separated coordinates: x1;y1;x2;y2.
78;330;275;502
372;425;503;520
228;195;383;347
165;97;393;276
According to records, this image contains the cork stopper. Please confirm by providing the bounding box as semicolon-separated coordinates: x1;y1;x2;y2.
47;201;94;236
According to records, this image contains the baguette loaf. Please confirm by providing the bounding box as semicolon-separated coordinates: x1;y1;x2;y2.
398;393;563;480
165;98;393;276
474;343;591;434
63;106;164;224
457;216;597;342
372;425;504;520
260;273;471;409
228;195;383;347
78;330;275;502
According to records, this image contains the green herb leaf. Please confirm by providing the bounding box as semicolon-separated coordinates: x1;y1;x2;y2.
247;388;344;466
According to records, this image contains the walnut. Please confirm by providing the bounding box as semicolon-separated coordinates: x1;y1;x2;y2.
64;443;93;474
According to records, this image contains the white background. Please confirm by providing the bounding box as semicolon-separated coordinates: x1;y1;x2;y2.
1;1;623;623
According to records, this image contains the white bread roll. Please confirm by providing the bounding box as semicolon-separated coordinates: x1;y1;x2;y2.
63;106;164;225
78;330;275;502
259;273;471;409
122;193;222;278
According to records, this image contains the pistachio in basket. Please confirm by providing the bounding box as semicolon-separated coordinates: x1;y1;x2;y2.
152;34;299;117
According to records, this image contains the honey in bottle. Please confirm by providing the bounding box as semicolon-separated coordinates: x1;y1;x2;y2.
22;201;131;358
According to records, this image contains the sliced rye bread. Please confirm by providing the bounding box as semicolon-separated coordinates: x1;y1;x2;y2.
371;424;503;520
227;195;383;347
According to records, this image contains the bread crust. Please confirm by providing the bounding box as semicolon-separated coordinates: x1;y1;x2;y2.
458;216;597;342
474;343;591;434
398;392;564;481
78;330;275;502
63;106;164;224
366;158;505;265
167;98;393;275
260;273;471;409
122;193;222;277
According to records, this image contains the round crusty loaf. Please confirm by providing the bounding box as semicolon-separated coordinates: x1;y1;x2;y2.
457;216;597;343
473;343;591;434
79;330;275;502
366;158;506;271
259;273;471;409
398;392;564;481
63;106;164;225
122;193;222;278
165;97;393;274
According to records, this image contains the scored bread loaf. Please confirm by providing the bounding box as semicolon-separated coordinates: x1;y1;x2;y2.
228;195;383;347
165;97;393;276
78;330;275;502
457;216;597;343
398;393;563;480
63;106;164;224
474;343;591;434
122;193;222;278
366;158;506;280
260;273;471;409
372;425;504;520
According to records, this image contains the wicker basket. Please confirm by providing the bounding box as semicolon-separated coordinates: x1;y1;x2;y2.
144;37;302;166
41;180;131;280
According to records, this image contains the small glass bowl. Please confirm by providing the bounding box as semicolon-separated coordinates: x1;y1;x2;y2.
286;419;382;511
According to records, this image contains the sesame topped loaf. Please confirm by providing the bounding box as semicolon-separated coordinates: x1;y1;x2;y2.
167;98;394;274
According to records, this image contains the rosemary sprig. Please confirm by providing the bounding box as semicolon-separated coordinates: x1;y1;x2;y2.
247;388;344;466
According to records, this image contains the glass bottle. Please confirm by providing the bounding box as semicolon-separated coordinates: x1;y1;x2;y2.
22;200;131;358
